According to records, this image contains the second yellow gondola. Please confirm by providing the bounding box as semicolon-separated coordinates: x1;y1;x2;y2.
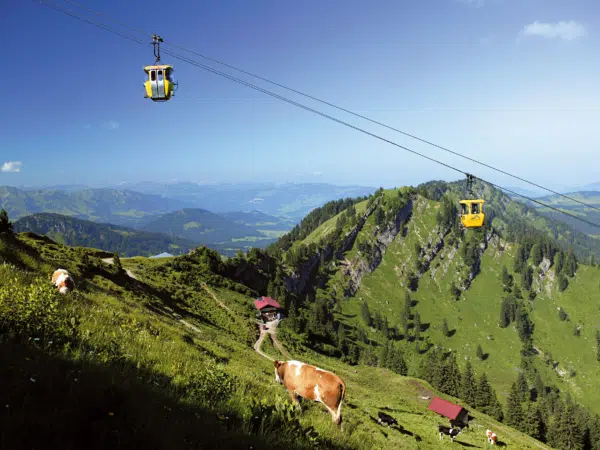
459;199;485;228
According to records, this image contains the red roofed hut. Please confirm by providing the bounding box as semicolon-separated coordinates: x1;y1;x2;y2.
428;397;469;424
254;296;282;322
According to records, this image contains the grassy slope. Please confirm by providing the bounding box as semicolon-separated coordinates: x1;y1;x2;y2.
317;191;600;417
0;232;548;449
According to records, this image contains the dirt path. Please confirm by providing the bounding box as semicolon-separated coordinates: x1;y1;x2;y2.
253;325;273;361
199;282;231;312
265;320;291;359
253;319;291;361
101;258;137;280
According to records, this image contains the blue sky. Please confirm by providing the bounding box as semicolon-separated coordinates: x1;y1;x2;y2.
2;0;599;191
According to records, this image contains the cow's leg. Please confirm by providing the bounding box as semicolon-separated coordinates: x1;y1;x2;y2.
287;389;302;411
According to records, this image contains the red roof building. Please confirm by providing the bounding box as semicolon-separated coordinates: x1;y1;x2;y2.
254;296;281;310
428;397;468;422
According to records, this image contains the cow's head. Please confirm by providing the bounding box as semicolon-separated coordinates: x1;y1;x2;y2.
274;360;284;383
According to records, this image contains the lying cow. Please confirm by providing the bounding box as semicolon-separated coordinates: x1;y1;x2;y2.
377;411;398;427
486;429;498;445
438;424;461;442
51;268;75;294
273;360;346;426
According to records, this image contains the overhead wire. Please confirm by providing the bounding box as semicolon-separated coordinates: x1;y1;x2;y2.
55;0;600;214
34;0;600;230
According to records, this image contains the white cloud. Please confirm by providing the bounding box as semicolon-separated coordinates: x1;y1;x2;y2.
1;161;23;173
312;171;322;176
104;120;119;130
522;20;587;41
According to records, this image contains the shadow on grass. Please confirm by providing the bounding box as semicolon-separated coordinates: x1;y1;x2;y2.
0;340;295;450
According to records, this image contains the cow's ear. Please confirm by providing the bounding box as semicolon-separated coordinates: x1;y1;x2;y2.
274;360;280;368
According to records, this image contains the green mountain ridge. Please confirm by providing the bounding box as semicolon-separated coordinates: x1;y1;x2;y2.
0;225;549;449
513;190;600;239
0;186;189;228
2;179;600;449
12;213;197;257
261;180;600;449
141;208;273;245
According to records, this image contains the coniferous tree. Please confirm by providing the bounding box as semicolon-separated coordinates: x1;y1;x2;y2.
414;312;421;341
506;381;524;429
389;343;407;375
564;250;578;278
361;302;372;327
554;251;565;275
596;331;600;362
521;266;533;291
531;243;543;266
461;361;477;406
501;266;514;292
558;274;569;292
488;388;505;422
499;299;510;328
476;372;493;409
534;371;545;401
476;344;484;360
438;352;461;398
0;208;12;234
113;251;124;274
558;395;585;450
442;318;450;337
524;403;544;441
516;372;529;402
404;292;412;320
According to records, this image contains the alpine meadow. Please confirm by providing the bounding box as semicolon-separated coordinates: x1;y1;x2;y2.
3;177;600;449
5;1;600;448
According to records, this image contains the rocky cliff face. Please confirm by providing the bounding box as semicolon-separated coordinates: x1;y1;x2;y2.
338;199;414;298
284;197;384;296
284;195;415;300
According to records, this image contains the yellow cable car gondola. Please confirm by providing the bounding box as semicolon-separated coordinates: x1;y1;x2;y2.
143;35;178;102
459;174;485;229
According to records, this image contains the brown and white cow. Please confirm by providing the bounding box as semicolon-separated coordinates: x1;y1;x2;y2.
486;429;498;445
273;360;346;426
51;268;75;294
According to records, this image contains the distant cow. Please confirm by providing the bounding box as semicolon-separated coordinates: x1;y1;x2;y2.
51;269;75;294
273;360;346;426
438;424;461;442
486;429;498;445
377;411;398;427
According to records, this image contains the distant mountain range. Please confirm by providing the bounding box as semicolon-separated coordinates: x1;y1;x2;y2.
141;208;275;246
12;213;197;257
511;190;600;236
0;186;188;228
102;181;377;219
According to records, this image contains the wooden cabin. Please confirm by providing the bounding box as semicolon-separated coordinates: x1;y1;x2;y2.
254;296;282;322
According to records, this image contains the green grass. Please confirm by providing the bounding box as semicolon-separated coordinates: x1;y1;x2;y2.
0;230;550;449
320;189;600;419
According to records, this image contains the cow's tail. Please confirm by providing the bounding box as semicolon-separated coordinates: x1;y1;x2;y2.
336;380;346;426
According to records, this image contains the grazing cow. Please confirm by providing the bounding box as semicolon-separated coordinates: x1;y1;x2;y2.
438;424;461;442
486;429;498;445
51;268;75;294
273;360;346;426
377;411;398;427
